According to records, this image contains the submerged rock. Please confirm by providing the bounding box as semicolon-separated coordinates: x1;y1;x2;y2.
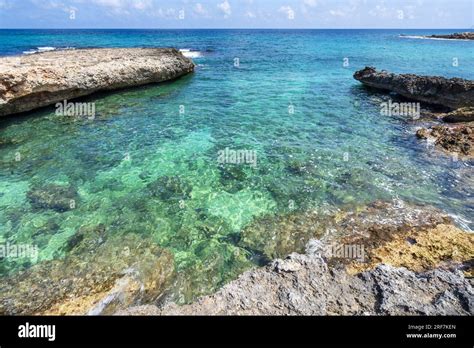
354;67;474;109
417;123;474;157
0;48;195;117
116;201;473;316
27;184;79;212
240;209;328;260
146;176;192;201
218;164;248;193
0;231;175;315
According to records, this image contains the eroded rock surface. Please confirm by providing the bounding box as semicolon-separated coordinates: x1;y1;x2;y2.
354;67;474;109
136;244;473;315
441;107;474;123
119;202;473;316
416;123;474;158
0;48;195;117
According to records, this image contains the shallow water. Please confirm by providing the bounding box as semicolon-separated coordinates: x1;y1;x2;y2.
0;29;473;303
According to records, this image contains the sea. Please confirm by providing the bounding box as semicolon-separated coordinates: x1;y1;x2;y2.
0;29;472;303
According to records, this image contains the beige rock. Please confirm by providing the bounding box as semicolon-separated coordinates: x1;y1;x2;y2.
0;48;195;117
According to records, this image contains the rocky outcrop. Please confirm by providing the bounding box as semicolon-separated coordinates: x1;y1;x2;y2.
354;67;474;158
428;32;474;40
417;123;474;158
441;107;474;123
118;201;473;316
0;48;195;117
122;243;473;316
354;67;474;110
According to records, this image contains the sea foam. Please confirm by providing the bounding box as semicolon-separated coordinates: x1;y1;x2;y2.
179;49;202;58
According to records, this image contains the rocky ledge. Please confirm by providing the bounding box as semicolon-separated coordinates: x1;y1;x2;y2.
354;67;474;158
0;48;195;117
427;32;474;40
118;201;473;316
354;67;474;110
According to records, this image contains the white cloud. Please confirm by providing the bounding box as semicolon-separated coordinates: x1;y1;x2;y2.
217;0;231;18
279;5;295;19
193;3;208;16
132;0;152;11
89;0;154;15
328;0;358;18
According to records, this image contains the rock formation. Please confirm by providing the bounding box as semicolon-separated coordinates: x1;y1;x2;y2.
354;67;474;158
428;32;474;40
118;201;473;316
441;107;474;123
417;123;474;158
0;48;195;117
354;67;474;109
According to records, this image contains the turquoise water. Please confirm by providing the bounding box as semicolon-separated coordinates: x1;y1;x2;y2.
0;29;473;303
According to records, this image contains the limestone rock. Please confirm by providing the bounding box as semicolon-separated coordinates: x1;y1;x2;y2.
0;48;195;117
442;107;474;123
416;123;474;157
120;202;473;316
354;67;474;109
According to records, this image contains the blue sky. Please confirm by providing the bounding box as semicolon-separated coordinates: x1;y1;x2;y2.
0;0;472;29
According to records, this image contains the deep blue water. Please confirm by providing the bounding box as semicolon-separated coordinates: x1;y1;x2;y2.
0;29;472;303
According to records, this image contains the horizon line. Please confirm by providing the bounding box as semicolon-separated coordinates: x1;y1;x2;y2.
0;27;472;30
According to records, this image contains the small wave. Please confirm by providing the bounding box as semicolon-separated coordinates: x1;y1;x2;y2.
449;213;473;232
179;49;202;59
37;46;56;52
399;35;471;41
22;46;75;55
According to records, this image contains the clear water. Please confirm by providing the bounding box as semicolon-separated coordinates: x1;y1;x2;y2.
0;29;473;303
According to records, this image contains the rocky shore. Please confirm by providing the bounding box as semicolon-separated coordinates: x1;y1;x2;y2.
354;67;474;110
354;67;474;158
416;123;473;158
117;201;473;316
0;48;195;117
1;201;472;316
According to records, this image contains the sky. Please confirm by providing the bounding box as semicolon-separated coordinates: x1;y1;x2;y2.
0;0;472;29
